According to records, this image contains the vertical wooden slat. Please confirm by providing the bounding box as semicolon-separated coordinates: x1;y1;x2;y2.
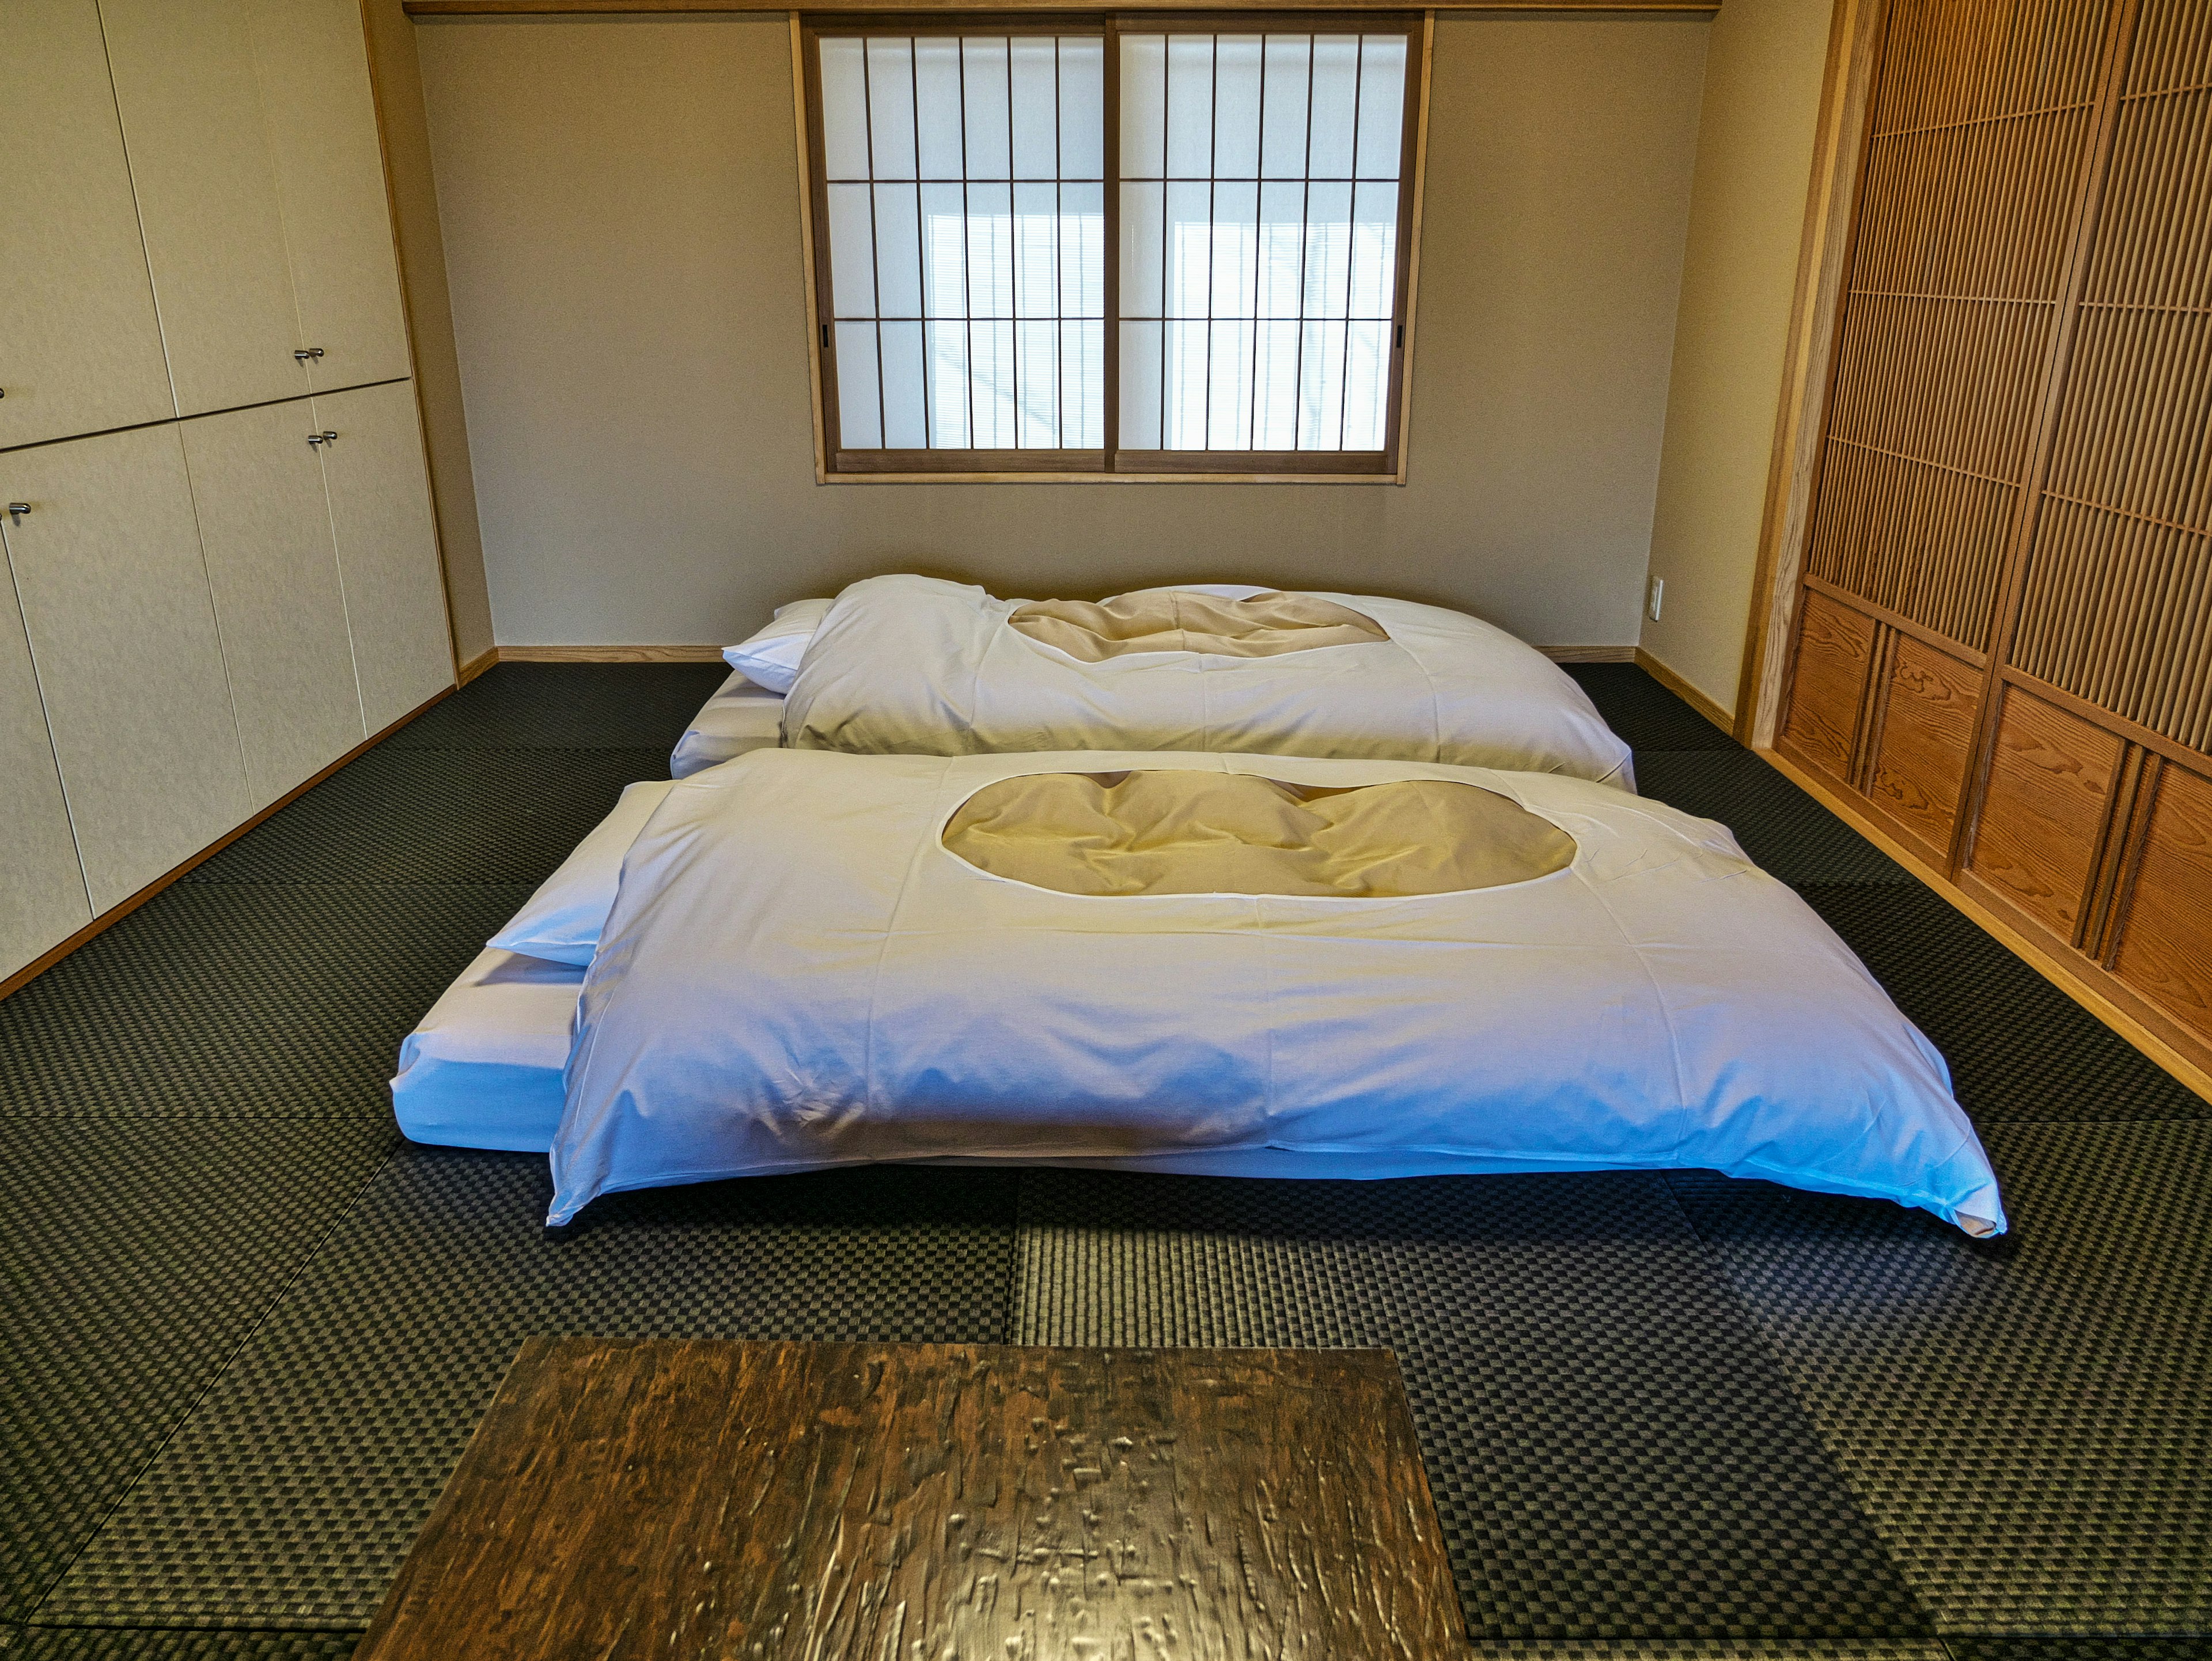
2002;0;2211;754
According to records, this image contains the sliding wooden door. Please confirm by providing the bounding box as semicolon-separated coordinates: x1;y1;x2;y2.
1775;0;2212;1076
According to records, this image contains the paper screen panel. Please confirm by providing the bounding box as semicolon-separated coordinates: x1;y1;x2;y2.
819;33;1106;452
1116;30;1407;455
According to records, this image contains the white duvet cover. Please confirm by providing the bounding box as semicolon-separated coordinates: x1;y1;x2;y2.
783;576;1635;787
552;748;2004;1235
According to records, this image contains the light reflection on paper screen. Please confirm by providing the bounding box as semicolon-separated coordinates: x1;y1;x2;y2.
818;34;1107;451
1119;32;1406;453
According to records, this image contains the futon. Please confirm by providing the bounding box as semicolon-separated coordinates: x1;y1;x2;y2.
782;576;1636;786
671;672;783;778
534;748;2003;1236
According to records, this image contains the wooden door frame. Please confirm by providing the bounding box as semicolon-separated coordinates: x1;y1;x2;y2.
1732;0;1884;750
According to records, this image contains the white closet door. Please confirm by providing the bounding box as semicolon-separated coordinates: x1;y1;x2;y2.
251;0;412;394
0;554;92;978
181;400;366;809
99;0;309;419
0;0;173;450
313;383;453;733
0;427;251;913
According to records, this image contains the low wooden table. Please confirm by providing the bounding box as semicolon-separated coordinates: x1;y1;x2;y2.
355;1338;1464;1660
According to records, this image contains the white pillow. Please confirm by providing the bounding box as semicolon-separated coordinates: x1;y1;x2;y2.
488;780;675;966
723;597;833;693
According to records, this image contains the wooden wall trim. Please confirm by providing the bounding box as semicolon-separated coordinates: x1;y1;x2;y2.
1542;644;1638;663
457;645;500;684
1634;645;1733;732
405;1;1720;13
0;683;457;1004
1759;740;2212;1106
1734;0;1883;748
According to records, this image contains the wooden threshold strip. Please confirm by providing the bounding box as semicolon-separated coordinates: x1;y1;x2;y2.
406;0;1718;14
0;682;459;1004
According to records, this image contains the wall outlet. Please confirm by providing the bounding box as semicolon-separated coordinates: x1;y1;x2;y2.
1647;576;1664;622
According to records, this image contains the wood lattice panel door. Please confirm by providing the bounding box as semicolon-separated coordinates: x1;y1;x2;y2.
1782;0;2117;856
1779;0;2212;1068
1979;0;2212;1033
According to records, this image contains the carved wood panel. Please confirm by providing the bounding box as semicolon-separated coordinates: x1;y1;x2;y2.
2111;759;2212;1032
1869;634;1984;853
1781;588;1877;781
1968;684;2125;936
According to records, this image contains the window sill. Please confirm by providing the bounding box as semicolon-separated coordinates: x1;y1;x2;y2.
816;467;1409;484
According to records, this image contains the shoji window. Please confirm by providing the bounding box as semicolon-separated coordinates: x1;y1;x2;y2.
801;16;1425;479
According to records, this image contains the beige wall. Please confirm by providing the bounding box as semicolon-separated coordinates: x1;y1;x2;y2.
1637;0;1834;717
415;13;1707;651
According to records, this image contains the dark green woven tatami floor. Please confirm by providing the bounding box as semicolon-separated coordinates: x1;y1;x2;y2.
2;662;2206;1660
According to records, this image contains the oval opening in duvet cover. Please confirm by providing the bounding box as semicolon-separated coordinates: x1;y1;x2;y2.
1007;590;1389;661
944;770;1577;898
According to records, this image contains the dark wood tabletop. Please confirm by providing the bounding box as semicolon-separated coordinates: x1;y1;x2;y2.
354;1337;1465;1660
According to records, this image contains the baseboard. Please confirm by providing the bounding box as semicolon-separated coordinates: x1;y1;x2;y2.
1760;743;2212;1106
1541;645;1638;663
495;645;728;664
1633;646;1737;734
457;645;499;686
0;681;458;1004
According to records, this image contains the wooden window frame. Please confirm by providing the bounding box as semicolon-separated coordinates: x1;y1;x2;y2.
793;10;1431;483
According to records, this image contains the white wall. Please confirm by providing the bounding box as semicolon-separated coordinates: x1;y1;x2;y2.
416;13;1708;650
1638;0;1835;716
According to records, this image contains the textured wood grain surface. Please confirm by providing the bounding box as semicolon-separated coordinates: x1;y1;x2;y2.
354;1339;1463;1661
1868;636;1983;857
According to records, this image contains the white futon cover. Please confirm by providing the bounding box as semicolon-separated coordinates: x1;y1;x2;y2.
782;576;1635;787
551;748;2004;1235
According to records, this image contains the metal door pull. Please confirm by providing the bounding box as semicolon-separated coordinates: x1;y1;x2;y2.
306;431;339;448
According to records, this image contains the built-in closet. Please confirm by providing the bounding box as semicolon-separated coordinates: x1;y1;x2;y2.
0;0;454;982
1775;0;2212;1072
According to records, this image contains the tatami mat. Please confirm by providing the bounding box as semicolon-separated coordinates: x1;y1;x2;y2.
1942;1643;2212;1661
1;1119;395;1624
37;1150;1018;1629
1562;663;1741;754
2;660;2205;1653
382;661;727;752
0;1630;363;1659
1013;1168;1934;1641
184;748;666;886
0;886;532;1117
1632;751;1914;884
1466;1645;1949;1660
1668;1120;2212;1635
1798;884;2210;1123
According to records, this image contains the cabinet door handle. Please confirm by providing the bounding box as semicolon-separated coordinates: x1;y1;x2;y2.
294;347;325;362
307;430;339;448
5;502;29;522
